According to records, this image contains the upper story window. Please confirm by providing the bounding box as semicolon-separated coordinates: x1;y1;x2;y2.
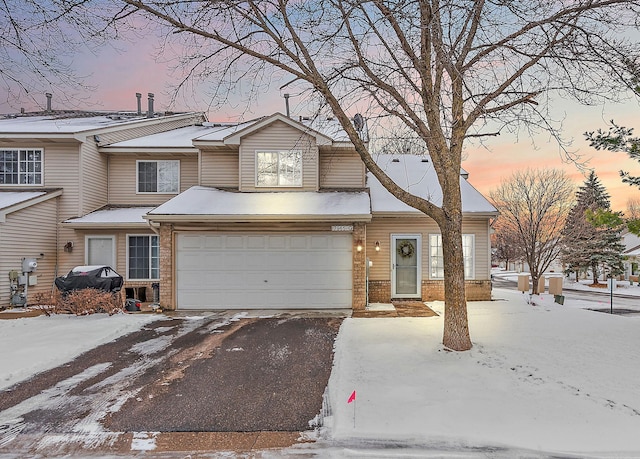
137;160;180;193
256;151;302;187
0;149;43;185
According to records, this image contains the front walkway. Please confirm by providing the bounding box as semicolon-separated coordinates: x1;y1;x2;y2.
353;301;439;318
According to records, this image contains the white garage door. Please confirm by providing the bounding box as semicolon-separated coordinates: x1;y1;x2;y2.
176;233;352;309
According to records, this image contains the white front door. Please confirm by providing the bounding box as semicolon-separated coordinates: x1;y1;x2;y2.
391;235;421;298
86;236;115;267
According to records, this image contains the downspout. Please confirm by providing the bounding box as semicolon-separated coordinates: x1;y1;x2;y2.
146;217;160;235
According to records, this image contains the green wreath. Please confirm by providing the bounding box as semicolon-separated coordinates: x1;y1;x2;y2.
397;240;415;258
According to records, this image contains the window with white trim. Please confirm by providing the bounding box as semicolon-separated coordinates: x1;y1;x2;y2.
128;235;159;280
0;149;43;185
429;234;475;279
137;160;179;193
256;150;302;187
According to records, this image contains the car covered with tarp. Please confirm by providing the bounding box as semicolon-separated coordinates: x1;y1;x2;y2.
54;265;124;294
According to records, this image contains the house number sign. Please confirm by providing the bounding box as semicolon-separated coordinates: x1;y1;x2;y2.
331;225;353;232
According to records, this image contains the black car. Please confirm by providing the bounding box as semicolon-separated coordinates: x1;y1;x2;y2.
54;265;124;294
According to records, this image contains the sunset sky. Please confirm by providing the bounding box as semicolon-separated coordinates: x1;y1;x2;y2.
2;31;638;211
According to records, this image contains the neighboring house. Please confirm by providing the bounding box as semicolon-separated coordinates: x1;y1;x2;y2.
0;109;207;307
1;109;497;310
622;231;640;281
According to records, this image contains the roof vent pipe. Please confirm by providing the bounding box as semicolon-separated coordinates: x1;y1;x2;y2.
284;93;290;117
147;93;154;118
136;93;142;115
45;93;52;112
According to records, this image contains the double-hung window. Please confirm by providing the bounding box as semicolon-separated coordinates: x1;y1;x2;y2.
128;235;159;280
256;150;302;187
137;160;179;193
429;234;475;279
0;149;43;185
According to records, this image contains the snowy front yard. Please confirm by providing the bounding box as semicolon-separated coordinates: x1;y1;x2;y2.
323;288;640;456
2;288;640;456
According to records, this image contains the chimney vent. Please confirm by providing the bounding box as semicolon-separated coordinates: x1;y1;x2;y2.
45;93;52;112
136;93;142;115
147;93;154;118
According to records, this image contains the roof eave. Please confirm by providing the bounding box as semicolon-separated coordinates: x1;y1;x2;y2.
145;213;372;223
60;221;150;229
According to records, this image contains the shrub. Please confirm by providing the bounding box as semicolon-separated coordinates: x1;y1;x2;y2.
31;288;124;316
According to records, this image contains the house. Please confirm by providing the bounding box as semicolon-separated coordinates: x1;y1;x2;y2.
622;231;640;282
1;109;497;311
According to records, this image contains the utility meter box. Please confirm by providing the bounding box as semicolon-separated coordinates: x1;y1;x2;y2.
517;274;530;292
549;277;563;295
22;258;37;273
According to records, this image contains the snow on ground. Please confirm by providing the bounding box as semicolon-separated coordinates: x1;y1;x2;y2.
0;312;160;391
3;292;640;457
493;269;640;298
317;288;640;457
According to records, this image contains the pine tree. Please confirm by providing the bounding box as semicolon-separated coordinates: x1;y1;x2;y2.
562;171;625;284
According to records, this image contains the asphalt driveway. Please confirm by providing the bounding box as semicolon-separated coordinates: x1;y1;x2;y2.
0;311;343;456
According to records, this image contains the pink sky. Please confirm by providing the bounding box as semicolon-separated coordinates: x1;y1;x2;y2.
1;39;638;211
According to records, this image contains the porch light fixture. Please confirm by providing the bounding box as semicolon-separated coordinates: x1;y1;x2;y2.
375;241;380;252
356;241;363;252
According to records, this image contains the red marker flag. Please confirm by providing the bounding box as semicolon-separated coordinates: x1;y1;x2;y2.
347;390;356;404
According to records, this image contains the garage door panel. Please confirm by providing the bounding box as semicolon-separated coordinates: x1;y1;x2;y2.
177;233;352;309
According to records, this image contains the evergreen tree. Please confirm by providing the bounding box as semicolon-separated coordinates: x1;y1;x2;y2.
562;171;625;284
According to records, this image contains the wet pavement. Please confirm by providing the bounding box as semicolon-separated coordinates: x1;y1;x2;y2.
0;312;343;457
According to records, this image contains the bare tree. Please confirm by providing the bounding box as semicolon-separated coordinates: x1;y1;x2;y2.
0;1;98;110
491;169;574;295
491;223;524;271
14;0;640;350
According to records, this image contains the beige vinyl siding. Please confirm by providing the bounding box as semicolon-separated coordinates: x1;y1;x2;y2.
0;199;58;307
319;149;365;188
366;216;491;281
33;144;87;232
79;141;108;214
96;114;205;146
239;120;318;191
200;149;239;188
108;155;198;205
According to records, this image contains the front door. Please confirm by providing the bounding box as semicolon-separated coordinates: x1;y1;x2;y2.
391;235;421;298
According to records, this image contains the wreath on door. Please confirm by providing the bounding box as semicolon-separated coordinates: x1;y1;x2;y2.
397;240;415;258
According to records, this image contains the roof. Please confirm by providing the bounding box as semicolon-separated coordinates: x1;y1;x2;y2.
147;186;372;222
0;190;63;222
62;207;155;228
0;112;203;138
0;191;47;210
368;154;497;215
106;121;258;148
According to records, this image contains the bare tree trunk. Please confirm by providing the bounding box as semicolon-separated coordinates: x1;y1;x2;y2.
531;273;539;295
441;182;471;351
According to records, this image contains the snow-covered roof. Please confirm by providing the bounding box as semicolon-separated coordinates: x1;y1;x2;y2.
62;207;155;227
147;186;371;222
0;191;47;210
0;114;147;135
107;120;259;147
0;190;62;221
191;120;262;142
0;112;203;138
368;154;497;215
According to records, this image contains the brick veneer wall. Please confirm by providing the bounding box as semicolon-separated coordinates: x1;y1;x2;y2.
159;223;174;310
368;280;391;303
368;279;492;303
352;222;367;310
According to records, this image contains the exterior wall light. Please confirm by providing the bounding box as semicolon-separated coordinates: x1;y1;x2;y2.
356;241;363;252
375;241;380;252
